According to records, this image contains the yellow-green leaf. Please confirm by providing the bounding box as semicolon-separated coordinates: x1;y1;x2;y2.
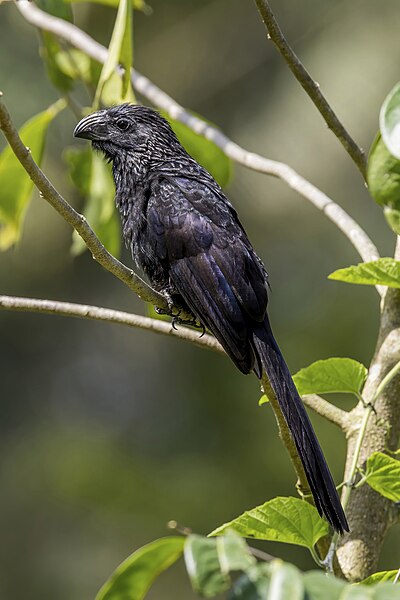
93;0;135;107
360;570;399;585
64;147;121;257
329;258;400;288
209;497;329;549
365;452;400;502
96;537;184;600
0;100;65;250
293;358;367;397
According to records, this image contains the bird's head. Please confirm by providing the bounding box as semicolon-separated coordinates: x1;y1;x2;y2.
73;104;180;164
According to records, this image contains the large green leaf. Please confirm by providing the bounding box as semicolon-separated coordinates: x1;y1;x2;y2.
380;82;400;160
360;570;399;585
184;535;231;598
0;101;65;250
209;497;329;549
329;258;400;288
64;147;121;257
95;536;185;600
164;113;233;188
293;358;367;397
364;452;400;502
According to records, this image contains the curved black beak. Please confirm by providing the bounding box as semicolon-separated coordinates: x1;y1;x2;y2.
73;110;109;141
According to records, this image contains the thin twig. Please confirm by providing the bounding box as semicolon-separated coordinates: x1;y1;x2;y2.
253;0;367;179
0;93;168;311
0;295;222;353
302;394;348;430
14;0;380;271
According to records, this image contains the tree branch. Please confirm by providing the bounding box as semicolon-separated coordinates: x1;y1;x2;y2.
14;0;380;271
0;294;222;353
0;93;171;311
253;0;367;179
302;394;348;430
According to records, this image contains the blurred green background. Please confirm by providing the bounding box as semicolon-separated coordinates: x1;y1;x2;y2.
0;1;399;598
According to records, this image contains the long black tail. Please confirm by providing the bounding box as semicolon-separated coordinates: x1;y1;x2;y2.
253;317;349;534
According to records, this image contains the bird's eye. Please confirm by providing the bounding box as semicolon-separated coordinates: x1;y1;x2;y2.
116;118;130;131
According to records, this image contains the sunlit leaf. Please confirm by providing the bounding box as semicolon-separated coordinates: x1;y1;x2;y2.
360;570;399;585
184;535;231;598
293;358;367;397
329;258;400;288
380;83;400;160
94;0;135;107
164;113;233;188
64;147;121;257
365;452;400;502
0;101;65;250
209;497;329;549
95;536;185;600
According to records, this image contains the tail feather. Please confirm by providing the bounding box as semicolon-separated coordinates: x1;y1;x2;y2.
253;317;349;534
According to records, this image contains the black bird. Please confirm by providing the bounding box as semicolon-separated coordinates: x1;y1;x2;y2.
74;104;348;534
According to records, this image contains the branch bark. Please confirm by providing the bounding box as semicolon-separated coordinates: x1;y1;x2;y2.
302;394;349;430
253;0;367;179
14;0;380;271
0;93;169;311
0;295;221;353
335;239;400;580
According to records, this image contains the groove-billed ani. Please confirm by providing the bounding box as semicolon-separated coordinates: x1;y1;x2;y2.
74;104;348;534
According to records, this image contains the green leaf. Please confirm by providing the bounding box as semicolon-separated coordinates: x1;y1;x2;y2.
0;101;65;250
380;82;400;160
216;530;255;574
368;134;400;210
209;497;329;549
64;147;121;257
293;358;367;397
163;113;233;188
93;0;135;107
53;49;93;84
364;452;400;502
259;395;269;406
95;536;185;600
268;561;304;600
360;570;399;585
228;564;270;599
184;535;231;598
303;572;346;600
65;0;151;12
329;258;400;289
384;206;400;236
36;1;75;92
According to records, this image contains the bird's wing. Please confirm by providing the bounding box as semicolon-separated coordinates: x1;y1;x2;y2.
147;176;268;374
